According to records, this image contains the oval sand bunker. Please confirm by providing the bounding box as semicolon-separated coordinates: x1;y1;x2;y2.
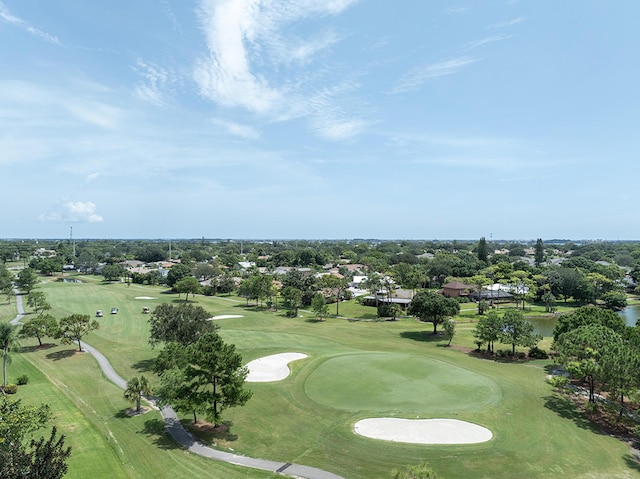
354;418;492;445
246;353;308;382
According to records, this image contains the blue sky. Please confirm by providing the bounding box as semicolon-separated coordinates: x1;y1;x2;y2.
2;1;639;240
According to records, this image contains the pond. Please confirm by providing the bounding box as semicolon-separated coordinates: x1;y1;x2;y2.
526;304;640;337
61;278;82;283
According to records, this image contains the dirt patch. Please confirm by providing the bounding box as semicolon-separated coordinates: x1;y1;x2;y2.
126;406;152;417
188;419;228;434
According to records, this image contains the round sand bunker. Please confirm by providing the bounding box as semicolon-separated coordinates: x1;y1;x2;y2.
354;418;492;445
246;353;308;382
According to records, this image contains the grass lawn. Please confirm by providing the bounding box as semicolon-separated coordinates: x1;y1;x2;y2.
8;275;640;479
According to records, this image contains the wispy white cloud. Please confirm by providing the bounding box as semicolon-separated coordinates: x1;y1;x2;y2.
490;17;525;29
192;0;365;139
0;1;62;45
132;59;176;107
39;200;104;223
86;173;100;184
462;35;511;50
66;101;123;129
390;57;478;94
445;7;470;15
211;118;260;139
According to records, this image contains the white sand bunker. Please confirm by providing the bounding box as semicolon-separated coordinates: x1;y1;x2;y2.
354;418;492;445
135;296;156;300
246;353;308;382
208;315;244;320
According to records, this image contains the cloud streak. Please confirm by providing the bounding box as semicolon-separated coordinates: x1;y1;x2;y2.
192;0;365;140
390;57;478;94
0;1;62;45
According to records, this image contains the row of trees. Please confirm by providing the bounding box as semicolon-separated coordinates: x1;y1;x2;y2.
473;310;542;355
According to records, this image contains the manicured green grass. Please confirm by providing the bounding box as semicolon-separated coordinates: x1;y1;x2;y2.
304;352;500;413
14;276;640;479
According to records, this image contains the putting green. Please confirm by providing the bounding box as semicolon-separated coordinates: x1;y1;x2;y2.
305;352;501;414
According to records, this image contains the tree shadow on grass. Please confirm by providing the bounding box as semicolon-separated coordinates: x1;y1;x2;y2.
139;418;181;450
623;454;640;474
131;358;156;373
304;318;326;323
45;349;77;361
543;394;602;434
400;331;445;343
20;343;56;353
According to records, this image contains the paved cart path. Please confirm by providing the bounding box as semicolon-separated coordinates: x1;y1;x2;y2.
10;292;346;479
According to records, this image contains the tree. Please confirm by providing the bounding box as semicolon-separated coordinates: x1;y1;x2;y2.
311;293;329;320
124;375;152;413
443;318;456;346
408;291;460;334
26;291;51;315
102;264;126;282
57;314;99;352
542;290;556;313
185;332;252;427
601;290;627;310
601;340;640;414
281;286;303;316
216;273;236;296
17;267;38;294
391;462;439;479
20;314;59;347
155;366;201;423
498;309;541;355
0;322;20;387
322;275;348;316
554;323;623;403
534;238;544;267
174;276;201;302
474;310;503;354
166;263;193;288
0;398;71;479
477;237;488;264
469;274;491;314
553;306;626;343
148;303;217;348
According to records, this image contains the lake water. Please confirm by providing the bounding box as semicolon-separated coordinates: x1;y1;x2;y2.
527;305;640;337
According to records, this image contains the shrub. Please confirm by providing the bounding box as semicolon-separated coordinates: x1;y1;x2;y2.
528;346;549;359
285;310;297;318
202;285;216;296
16;374;29;385
2;383;18;394
548;375;569;388
516;351;526;360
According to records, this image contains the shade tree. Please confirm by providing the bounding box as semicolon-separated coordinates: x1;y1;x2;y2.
19;314;59;347
498;309;541;355
407;291;460;334
148;303;217;348
57;314;99;352
184;332;252;427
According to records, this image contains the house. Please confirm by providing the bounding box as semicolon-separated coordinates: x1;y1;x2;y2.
440;281;475;298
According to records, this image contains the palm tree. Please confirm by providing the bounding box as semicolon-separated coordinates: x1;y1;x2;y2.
124;375;152;413
0;322;20;387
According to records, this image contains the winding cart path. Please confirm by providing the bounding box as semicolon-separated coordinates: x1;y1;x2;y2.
11;292;346;479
